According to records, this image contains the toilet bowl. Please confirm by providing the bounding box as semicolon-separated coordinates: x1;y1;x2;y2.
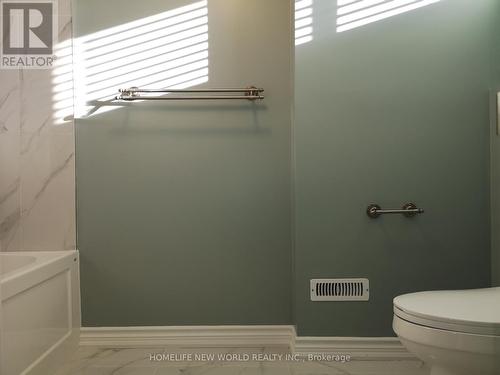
392;287;500;375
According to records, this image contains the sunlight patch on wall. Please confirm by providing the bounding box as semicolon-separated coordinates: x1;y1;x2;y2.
295;0;313;45
52;39;74;125
337;0;440;33
68;0;209;118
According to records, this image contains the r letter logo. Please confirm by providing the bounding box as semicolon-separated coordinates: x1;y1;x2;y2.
1;0;57;68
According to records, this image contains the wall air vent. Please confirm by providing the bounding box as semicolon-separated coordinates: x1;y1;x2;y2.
310;278;369;301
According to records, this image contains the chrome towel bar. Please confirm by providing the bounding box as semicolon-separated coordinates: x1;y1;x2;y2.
366;203;424;219
115;86;264;101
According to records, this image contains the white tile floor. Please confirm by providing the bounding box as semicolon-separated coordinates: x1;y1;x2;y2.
55;347;430;375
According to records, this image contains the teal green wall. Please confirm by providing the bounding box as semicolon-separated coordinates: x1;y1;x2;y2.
75;0;496;332
490;0;500;287
75;0;293;326
294;0;493;336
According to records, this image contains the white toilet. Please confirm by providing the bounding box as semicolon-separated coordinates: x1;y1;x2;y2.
393;287;500;375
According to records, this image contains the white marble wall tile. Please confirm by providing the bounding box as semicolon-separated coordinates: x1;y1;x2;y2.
0;71;21;251
19;69;75;250
0;0;75;252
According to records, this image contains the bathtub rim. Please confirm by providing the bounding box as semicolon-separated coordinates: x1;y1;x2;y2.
1;250;79;301
0;250;78;284
0;254;37;277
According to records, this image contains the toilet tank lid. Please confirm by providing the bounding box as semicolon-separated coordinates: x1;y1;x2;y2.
393;287;500;334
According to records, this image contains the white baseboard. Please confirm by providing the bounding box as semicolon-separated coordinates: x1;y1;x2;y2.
80;325;414;360
294;337;414;360
80;325;295;348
